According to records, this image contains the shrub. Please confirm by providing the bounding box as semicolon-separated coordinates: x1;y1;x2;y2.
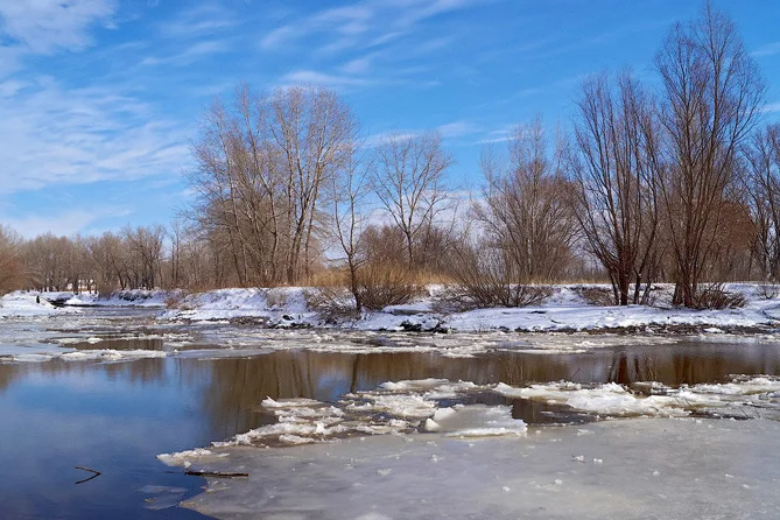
355;262;421;311
573;285;615;306
437;245;551;311
304;286;359;321
689;284;746;310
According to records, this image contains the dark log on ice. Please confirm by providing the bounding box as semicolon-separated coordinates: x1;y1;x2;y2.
75;465;102;485
184;470;249;478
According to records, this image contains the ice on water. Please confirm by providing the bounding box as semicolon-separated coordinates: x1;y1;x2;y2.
183;418;780;520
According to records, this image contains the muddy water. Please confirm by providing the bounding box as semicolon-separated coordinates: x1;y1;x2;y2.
2;319;780;519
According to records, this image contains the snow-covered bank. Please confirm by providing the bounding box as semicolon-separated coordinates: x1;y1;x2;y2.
160;283;780;333
46;289;171;308
0;292;59;318
181;417;780;520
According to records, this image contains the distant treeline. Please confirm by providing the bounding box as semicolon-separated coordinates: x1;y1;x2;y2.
1;4;779;310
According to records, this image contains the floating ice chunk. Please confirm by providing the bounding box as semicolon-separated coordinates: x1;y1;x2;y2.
424;419;441;432
362;394;437;419
262;397;322;408
432;408;457;422
279;434;318;445
157;448;228;467
432;405;527;438
60;349;168;361
380;379;450;391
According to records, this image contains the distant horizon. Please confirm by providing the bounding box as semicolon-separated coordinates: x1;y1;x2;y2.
0;0;778;238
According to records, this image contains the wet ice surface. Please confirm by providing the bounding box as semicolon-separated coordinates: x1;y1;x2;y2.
183;418;780;520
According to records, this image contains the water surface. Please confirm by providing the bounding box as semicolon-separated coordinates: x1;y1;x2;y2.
2;310;780;519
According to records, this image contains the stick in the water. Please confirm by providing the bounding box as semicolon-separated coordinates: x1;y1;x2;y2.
184;470;249;478
75;465;102;485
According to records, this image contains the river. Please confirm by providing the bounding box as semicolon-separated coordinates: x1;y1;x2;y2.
2;307;780;519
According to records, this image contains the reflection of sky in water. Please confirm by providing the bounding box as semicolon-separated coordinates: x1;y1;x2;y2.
0;361;212;520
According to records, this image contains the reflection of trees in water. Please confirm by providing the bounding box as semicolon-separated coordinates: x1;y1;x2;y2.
196;345;780;439
0;358;171;397
607;345;780;386
0;365;20;395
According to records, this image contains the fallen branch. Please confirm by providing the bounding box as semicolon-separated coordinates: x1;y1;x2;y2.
75;465;102;485
184;470;249;478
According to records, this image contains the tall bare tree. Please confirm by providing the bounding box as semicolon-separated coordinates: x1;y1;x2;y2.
327;148;370;312
571;72;661;305
189;84;357;286
476;118;576;283
0;225;25;295
655;2;766;307
373;131;453;268
745;123;780;280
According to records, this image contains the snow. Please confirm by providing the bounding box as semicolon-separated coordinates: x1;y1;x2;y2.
0;292;59;317
181;418;780;520
157;283;780;333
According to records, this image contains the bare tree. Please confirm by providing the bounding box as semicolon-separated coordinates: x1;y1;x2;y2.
327;148;370;312
745;123;780;280
655;2;766;307
189;84;358;286
475;118;576;284
571;72;661;305
373;131;453;268
0;225;25;295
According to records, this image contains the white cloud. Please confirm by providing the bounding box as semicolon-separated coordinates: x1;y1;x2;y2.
341;55;374;75
260;0;482;52
437;120;480;138
141;40;231;67
280;70;374;88
0;0;117;53
763;103;780;114
752;41;780;58
3;208;127;238
157;2;236;38
0;78;190;194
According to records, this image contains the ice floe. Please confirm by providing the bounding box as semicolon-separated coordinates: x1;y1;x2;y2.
181;417;780;520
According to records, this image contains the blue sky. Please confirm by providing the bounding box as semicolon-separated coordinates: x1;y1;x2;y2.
0;0;778;238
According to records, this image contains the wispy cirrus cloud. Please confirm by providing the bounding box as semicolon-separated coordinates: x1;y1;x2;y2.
141;40;232;67
0;0;117;54
280;70;375;88
752;41;780;58
156;2;237;38
2;208;130;238
0;78;189;194
260;0;483;52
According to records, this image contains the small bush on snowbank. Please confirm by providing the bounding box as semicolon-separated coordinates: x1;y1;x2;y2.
436;284;550;312
687;285;746;310
304;287;359;321
355;262;421;310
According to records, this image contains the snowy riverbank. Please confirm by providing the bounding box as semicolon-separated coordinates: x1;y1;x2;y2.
6;283;780;333
159;283;780;332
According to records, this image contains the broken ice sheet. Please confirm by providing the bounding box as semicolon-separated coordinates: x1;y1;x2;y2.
493;376;780;419
182;418;780;520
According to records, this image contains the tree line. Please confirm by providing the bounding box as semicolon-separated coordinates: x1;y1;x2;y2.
1;4;778;310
